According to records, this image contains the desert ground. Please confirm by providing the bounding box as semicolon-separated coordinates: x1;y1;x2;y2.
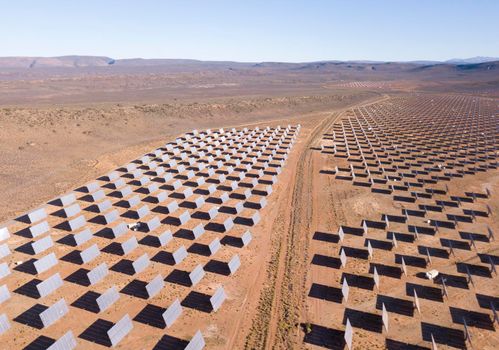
0;57;498;350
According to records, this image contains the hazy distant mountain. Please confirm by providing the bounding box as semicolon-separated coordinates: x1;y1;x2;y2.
1;55;498;69
445;56;499;64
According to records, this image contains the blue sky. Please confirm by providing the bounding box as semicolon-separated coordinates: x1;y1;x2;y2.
1;0;498;62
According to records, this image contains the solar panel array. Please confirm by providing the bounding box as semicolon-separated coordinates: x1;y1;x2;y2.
0;125;299;348
308;95;498;349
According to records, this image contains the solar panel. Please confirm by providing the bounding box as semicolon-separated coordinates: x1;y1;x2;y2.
401;257;407;276
162;299;183;328
74;228;93;246
121;236;138;255
192;224;205;239
382;303;389;332
340;249;347;268
60;193;76;206
107;314;133;347
146;274;164;298
88;263;108;285
189;265;205;286
32;235;53;255
113;178;126;189
173;246;188;265
0;243;11;259
0;227;9;242
81;244;100;264
97;199;112;213
367;241;373;260
155;191;168;203
104;210;119;224
158;230;173;247
208;238;221;256
250;212;261;225
185;330;205;350
40;298;68;328
431;333;438;350
47;330;77;350
68;215;86;231
373;267;380;290
342;278;349;302
27;208;47;223
29;221;50;238
0;263;10;280
63;203;81;218
120;186;133;198
178;211;191;225
241;231;252;246
210;286;226;312
112;223;128;238
132;254;150;274
338;227;345;242
414;290;421;314
344;318;353;350
137;205;150;219
37;273;63;298
106;171;120;181
96;286;120;312
228;255;241;275
0;313;10;335
34;253;58;274
0;284;10;304
145;216;161;232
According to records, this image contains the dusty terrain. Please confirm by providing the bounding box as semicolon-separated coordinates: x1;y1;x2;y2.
0;57;498;350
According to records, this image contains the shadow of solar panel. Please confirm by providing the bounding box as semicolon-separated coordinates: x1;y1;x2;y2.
406;283;443;302
440;238;471;251
311;254;341;269
34;253;58;274
341;273;375;291
369;263;402;279
457;262;492;278
417;245;450;259
433;273;469;289
395;254;427;268
146;275;164;298
23;335;55;350
71;290;100;313
312;231;339;243
308;283;343;303
14;303;47;329
421;322;466;349
210;286;226;312
181;291;213;313
37;273;63;298
385;339;430;350
341;246;369;260
65;268;90;286
152;334;189;350
342;308;383;333
133;304;167;329
203;259;231;276
376;294;414;317
108;314;133;347
449;307;494;330
364;238;392;251
302;323;345;350
79;318;114;347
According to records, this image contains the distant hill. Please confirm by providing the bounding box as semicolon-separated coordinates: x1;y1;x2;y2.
0;55;114;68
445;56;499;64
